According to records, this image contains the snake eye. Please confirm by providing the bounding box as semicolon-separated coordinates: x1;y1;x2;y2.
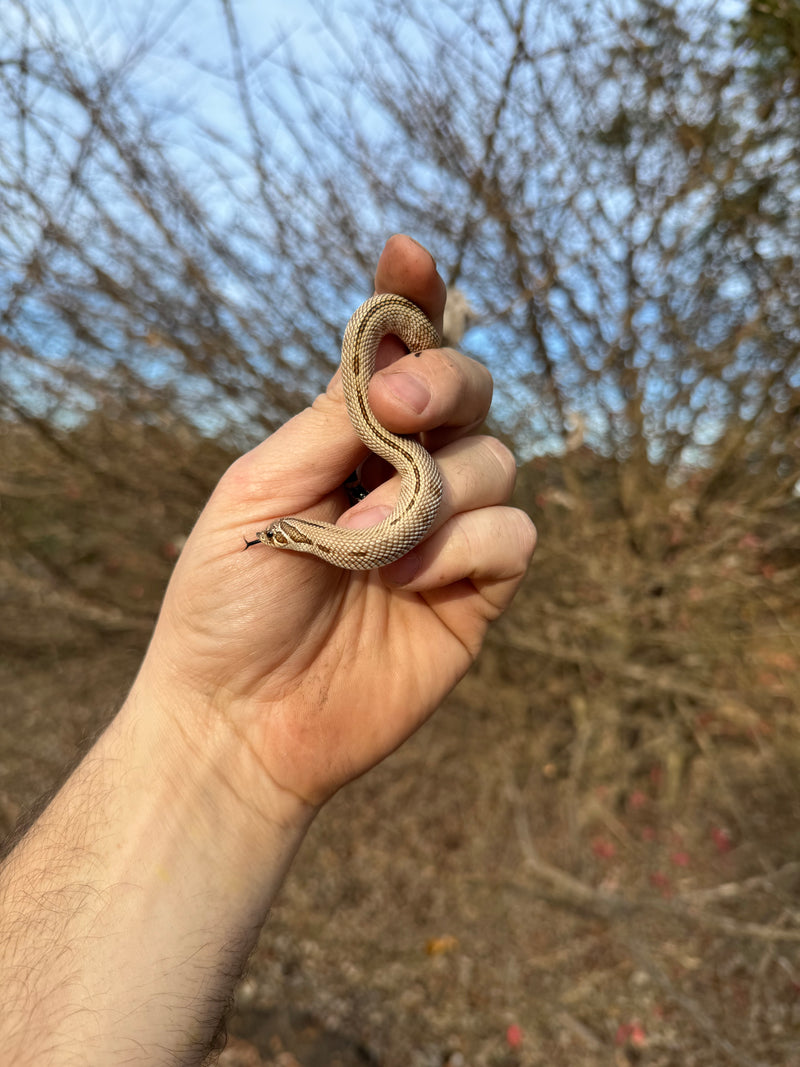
265;529;275;541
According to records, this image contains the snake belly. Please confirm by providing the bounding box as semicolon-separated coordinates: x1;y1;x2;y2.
255;293;443;570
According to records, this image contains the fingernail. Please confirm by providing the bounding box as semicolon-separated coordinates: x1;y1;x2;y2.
382;551;421;585
383;371;431;414
339;505;390;530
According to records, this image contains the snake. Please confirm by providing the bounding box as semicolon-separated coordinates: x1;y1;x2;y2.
248;293;444;570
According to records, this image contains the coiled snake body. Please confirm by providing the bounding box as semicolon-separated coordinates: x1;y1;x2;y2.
251;293;443;570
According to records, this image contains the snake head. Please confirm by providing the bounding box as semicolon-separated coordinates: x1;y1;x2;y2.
258;518;321;551
261;523;287;547
243;526;284;549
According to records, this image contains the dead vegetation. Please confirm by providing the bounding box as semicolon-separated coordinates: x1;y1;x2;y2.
2;416;799;1066
2;0;800;1063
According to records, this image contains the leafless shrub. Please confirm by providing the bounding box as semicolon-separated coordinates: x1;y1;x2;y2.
1;1;799;1061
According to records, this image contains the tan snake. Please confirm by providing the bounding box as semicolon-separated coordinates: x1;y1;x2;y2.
249;293;443;570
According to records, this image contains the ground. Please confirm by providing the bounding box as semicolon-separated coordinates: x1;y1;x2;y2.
2;423;799;1065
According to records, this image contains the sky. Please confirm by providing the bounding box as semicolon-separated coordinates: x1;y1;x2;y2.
44;0;341;104
4;0;769;463
35;0;382;188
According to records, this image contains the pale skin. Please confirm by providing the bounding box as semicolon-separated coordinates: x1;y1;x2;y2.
0;235;536;1066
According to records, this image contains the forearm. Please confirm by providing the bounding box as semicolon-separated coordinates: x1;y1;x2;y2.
0;677;314;1066
0;235;533;1065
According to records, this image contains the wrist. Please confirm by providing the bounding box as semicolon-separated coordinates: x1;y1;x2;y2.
120;662;318;855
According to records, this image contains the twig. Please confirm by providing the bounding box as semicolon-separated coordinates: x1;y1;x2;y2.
508;785;800;943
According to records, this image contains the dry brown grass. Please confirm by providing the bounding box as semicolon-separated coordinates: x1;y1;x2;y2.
2;418;799;1066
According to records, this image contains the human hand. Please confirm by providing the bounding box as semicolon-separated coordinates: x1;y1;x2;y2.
0;237;534;1066
134;235;535;814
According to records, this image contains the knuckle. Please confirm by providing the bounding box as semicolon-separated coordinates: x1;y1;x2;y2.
442;347;493;394
481;436;518;497
463;354;494;405
515;509;538;557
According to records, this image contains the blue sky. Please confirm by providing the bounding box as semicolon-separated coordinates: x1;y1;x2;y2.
37;1;327;116
5;0;771;464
